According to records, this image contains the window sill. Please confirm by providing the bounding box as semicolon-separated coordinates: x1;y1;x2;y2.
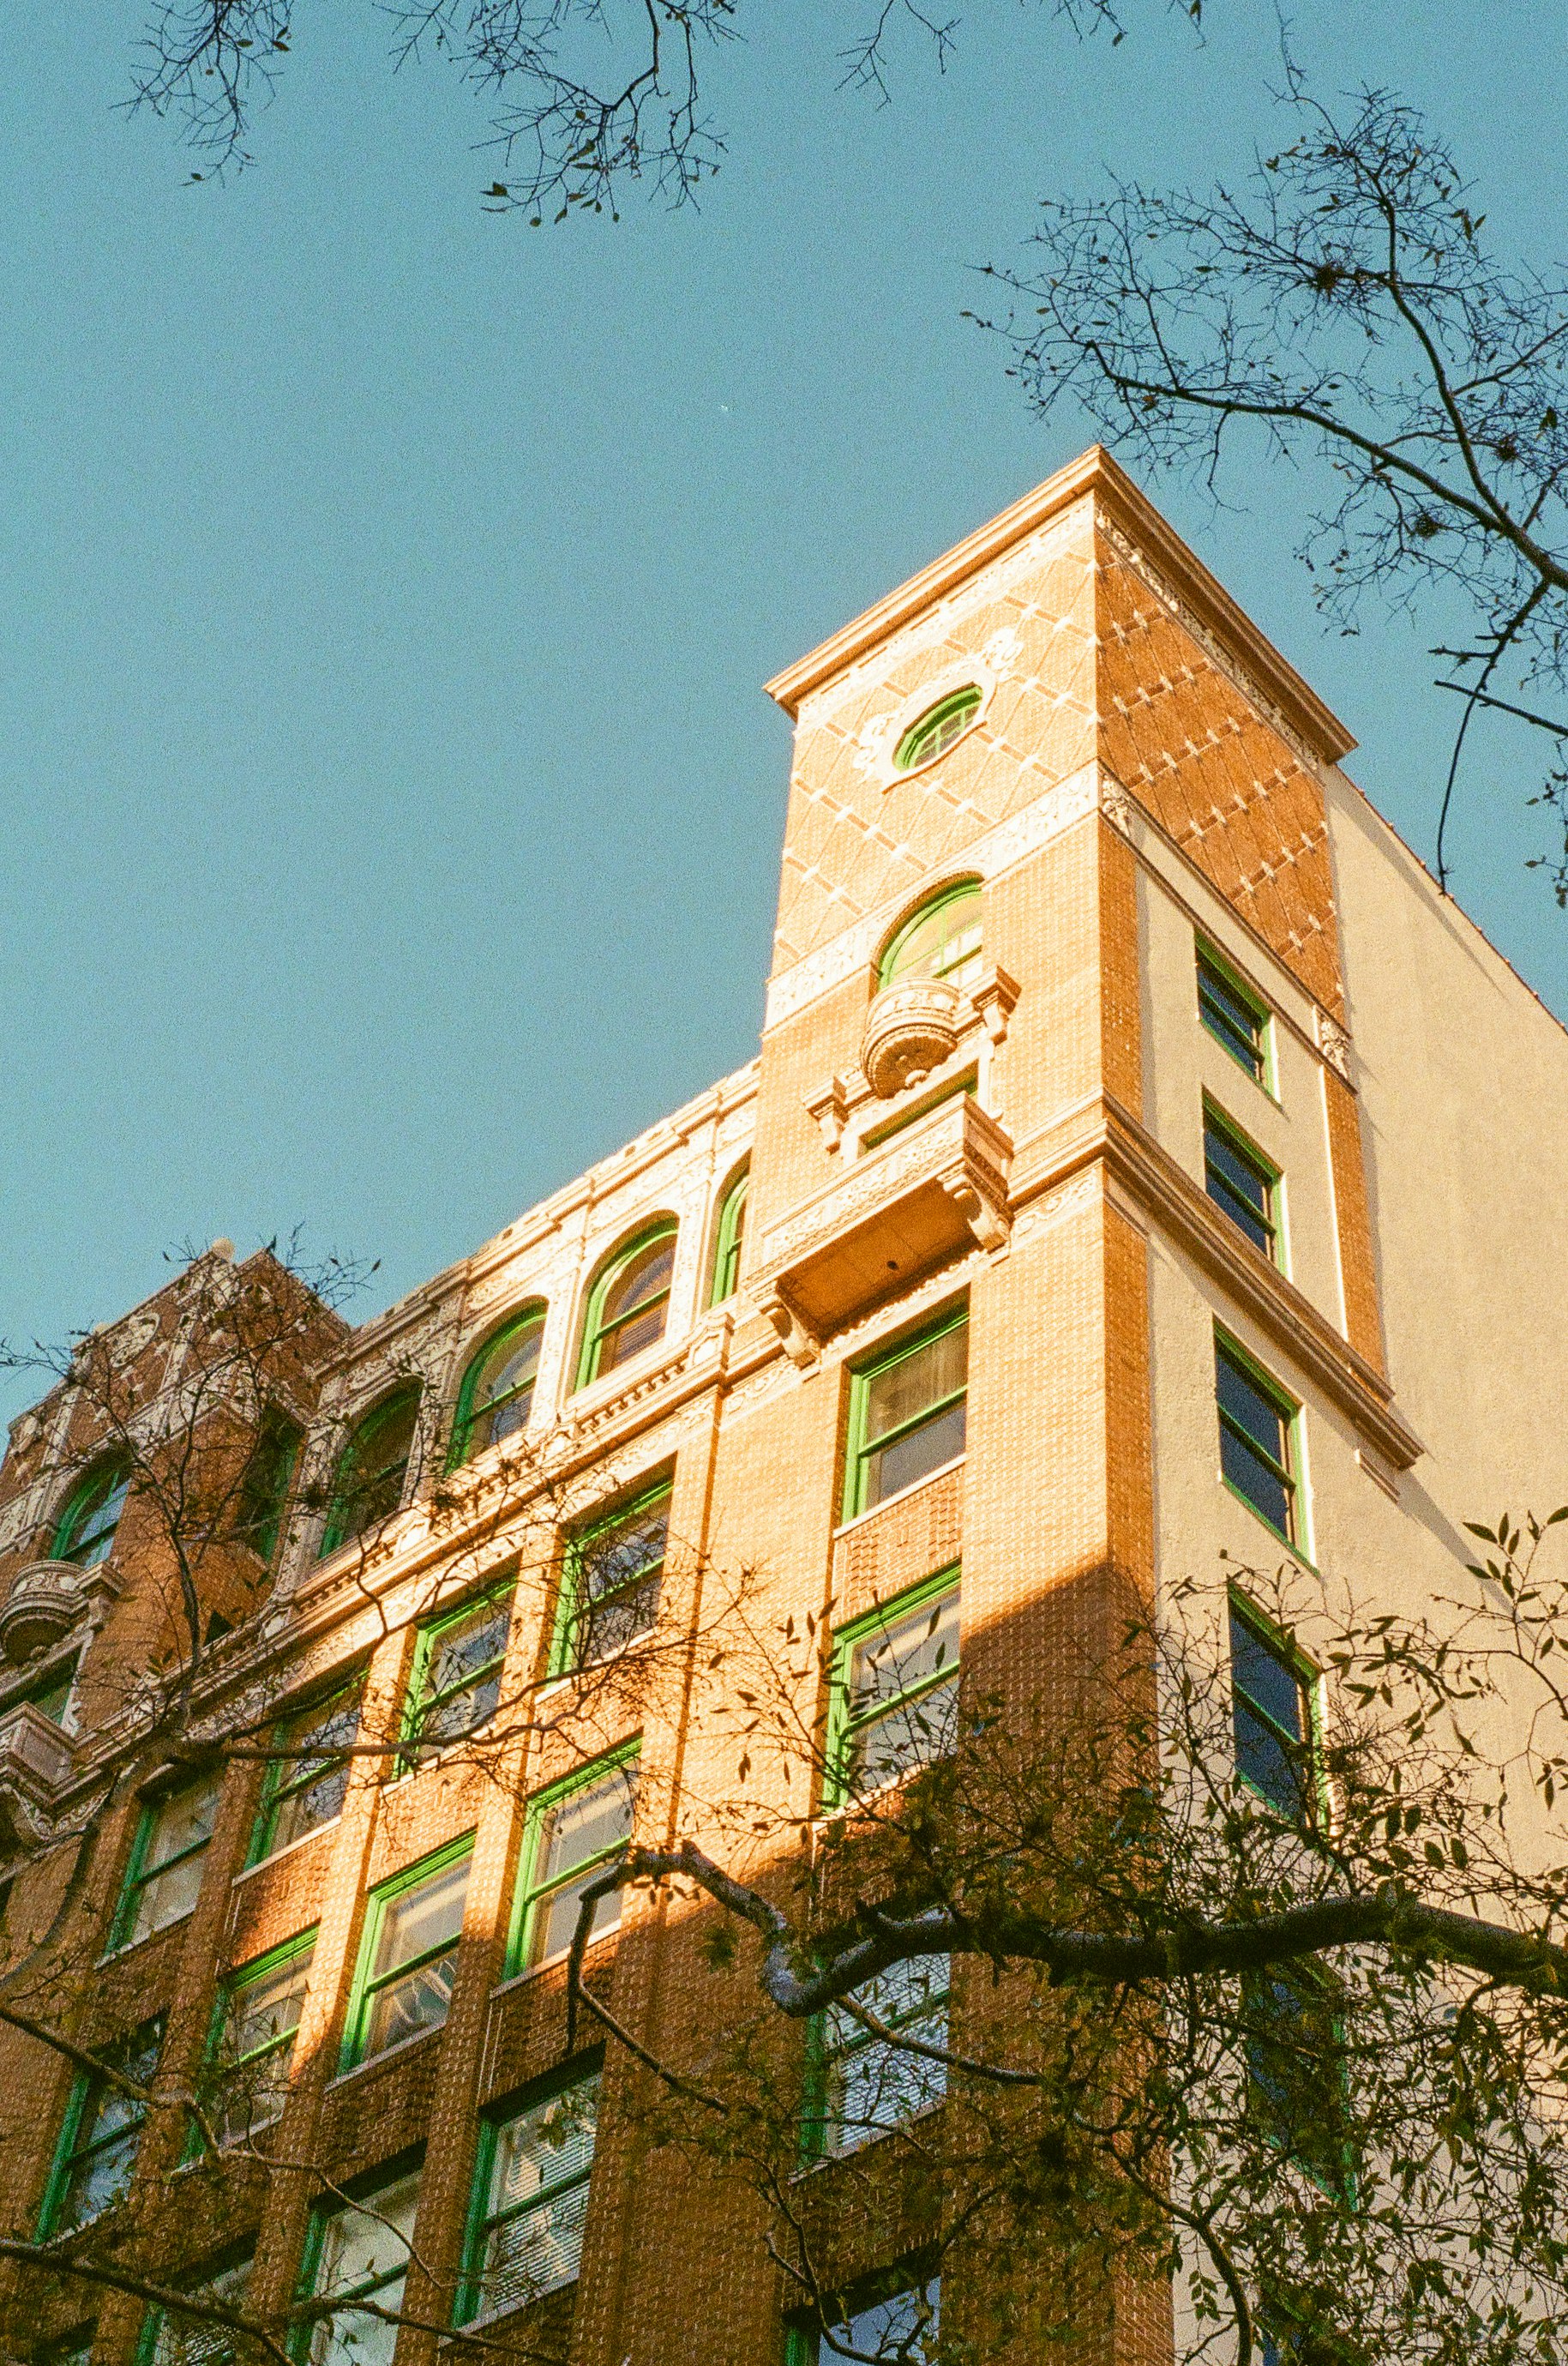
233;1815;342;1882
449;2278;580;2339
833;1456;965;1543
489;1930;618;2003
97;1908;196;1966
328;2020;446;2089
792;2095;946;2178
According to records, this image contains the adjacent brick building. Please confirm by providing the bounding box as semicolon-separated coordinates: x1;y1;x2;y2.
4;446;1568;2366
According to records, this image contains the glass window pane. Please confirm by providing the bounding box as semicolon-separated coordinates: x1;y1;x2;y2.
479;2074;600;2312
60;1465;131;1566
63;2126;141;2226
863;1400;966;1509
373;1857;470;1980
482;2182;589;2311
1216;1352;1288;1466
364;1952;459;2055
317;2174;422;2297
886;887;983;984
475;1324;543;1410
1230;1612;1304;1741
132;1847;210;1942
146;1779;221;1873
491;2082;598;2212
423;1599;511;1719
602;1238;675;1327
531;1870;622;1967
823;2282;941;2363
225;1948;311;2062
850;1674;958;1792
1221;1428;1293;1537
863;1326;967;1448
597;1297;668;1374
538;1769;635;1888
850;1592;960;1719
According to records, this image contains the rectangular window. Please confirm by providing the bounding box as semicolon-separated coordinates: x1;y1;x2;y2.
811;1957;949;2158
302;2164;421;2366
554;1484;670;1675
788;2279;941;2366
402;1583;514;1763
510;1751;639;1974
341;1839;473;2071
39;2019;163;2236
1215;1333;1301;1545
844;1308;968;1521
1198;943;1271;1085
114;1775;222;1948
460;2065;600;2324
207;1930;315;2145
826;1571;960;1807
1244;1966;1352;2196
21;1652;79;1727
234;1410;303;1565
252;1680;363;1863
1203;1103;1280;1263
1230;1598;1319;1822
141;2254;252;2366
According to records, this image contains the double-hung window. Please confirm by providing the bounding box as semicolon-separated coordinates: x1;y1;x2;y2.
826;1571;959;1805
1203;1103;1281;1264
1215;1332;1301;1546
252;1680;363;1863
402;1583;514;1762
554;1484;669;1674
1198;942;1271;1085
510;1751;638;1974
788;2277;941;2366
459;2064;601;2323
844;1308;968;1520
206;1930;315;2145
810;1958;949;2158
1244;1966;1353;2197
113;1774;222;1948
301;2164;421;2366
140;2254;252;2366
341;1838;473;2070
39;2019;163;2235
1230;1598;1319;1823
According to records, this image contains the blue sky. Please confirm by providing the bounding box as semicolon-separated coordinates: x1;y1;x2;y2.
3;3;1564;1415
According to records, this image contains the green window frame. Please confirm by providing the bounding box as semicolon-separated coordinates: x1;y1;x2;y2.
339;1833;474;2072
893;681;982;772
136;2251;253;2366
550;1482;670;1677
201;1929;316;2147
1230;1594;1321;1824
111;1773;223;1951
507;1744;640;1977
52;1455;132;1569
233;1409;303;1565
1203;1100;1282;1264
17;1649;80;1727
574;1219;679;1391
708;1166;749;1307
1197;941;1272;1087
318;1386;422;1560
843;1304;969;1521
295;2160;422;2366
456;2058;602;2326
785;2273;942;2366
400;1580;516;1765
876;878;983;990
1243;1963;1355;2199
250;1678;364;1865
37;2018;164;2237
450;1306;547;1467
824;1566;960;1809
1215;1330;1302;1547
804;1955;949;2161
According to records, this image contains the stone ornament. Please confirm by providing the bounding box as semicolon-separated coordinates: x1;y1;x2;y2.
861;977;964;1098
0;1559;91;1663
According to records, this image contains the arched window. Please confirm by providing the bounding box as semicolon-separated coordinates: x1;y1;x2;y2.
708;1166;749;1307
574;1220;678;1391
52;1457;131;1569
878;880;983;993
319;1385;422;1559
451;1304;547;1465
893;683;982;774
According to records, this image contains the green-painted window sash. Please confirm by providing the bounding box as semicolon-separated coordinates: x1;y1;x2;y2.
785;2274;942;2366
1197;942;1271;1086
251;1679;364;1866
1243;1963;1355;2200
294;2161;422;2366
824;1566;960;1809
135;2252;253;2366
574;1221;679;1391
803;1954;949;2160
20;1650;80;1726
1203;1101;1281;1263
843;1306;969;1522
456;2059;602;2326
37;2018;164;2237
450;1306;547;1467
1215;1331;1300;1545
234;1411;303;1565
400;1580;516;1766
893;681;982;771
550;1483;670;1678
111;1773;222;1951
52;1457;132;1569
708;1169;749;1307
201;1929;316;2149
318;1388;422;1560
339;1834;474;2073
507;1745;640;1977
859;1070;977;1157
877;878;983;990
1229;1594;1321;1825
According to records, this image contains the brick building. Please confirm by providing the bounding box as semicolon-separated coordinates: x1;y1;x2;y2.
3;445;1568;2366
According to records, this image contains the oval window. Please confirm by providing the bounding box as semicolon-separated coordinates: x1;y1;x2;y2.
893;684;982;774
